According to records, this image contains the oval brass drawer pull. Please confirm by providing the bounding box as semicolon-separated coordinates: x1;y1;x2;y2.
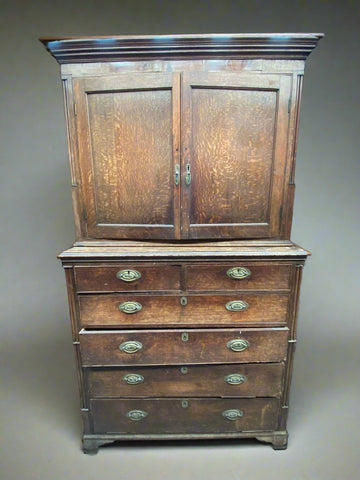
226;267;251;280
123;373;144;385
126;410;148;421
222;409;243;421
227;339;250;352
116;269;141;282
119;301;142;314
119;341;143;354
225;373;247;385
225;300;249;312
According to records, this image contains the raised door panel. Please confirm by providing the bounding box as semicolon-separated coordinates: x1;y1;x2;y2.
73;73;180;239
181;72;292;239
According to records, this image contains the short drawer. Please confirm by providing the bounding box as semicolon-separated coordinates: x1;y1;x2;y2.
79;294;289;328
90;397;280;434
186;264;291;291
74;265;181;292
80;327;289;366
86;363;285;398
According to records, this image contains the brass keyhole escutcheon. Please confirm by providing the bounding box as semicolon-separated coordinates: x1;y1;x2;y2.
181;367;188;374
181;332;189;342
181;400;189;409
180;296;187;306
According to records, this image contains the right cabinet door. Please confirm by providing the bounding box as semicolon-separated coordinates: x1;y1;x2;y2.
181;72;292;239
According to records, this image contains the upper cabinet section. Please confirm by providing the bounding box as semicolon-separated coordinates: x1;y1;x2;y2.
41;34;323;241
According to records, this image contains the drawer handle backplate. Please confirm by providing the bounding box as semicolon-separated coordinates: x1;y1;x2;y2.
123;373;144;385
225;300;249;312
226;267;251;280
116;269;141;282
126;410;148;421
119;341;143;354
119;301;142;314
225;373;247;385
227;339;250;352
222;409;243;421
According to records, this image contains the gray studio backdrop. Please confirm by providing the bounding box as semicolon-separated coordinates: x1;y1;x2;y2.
1;1;359;479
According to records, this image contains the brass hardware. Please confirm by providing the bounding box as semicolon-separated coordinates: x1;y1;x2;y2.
181;332;189;342
119;301;142;314
174;164;180;186
225;300;249;312
185;164;191;185
180;296;187;306
227;338;250;352
119;341;143;354
116;269;141;282
123;373;144;385
222;409;243;421
225;374;247;385
226;267;251;280
126;410;148;421
181;400;189;409
181;367;188;374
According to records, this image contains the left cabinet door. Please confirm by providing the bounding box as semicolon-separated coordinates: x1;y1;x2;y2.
73;73;181;239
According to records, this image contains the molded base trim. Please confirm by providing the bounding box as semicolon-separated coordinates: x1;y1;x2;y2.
82;430;288;454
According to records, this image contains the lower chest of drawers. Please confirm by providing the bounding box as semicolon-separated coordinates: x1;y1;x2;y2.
60;249;307;453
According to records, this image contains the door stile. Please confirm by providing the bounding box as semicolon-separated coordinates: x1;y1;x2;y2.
180;72;192;238
172;73;181;239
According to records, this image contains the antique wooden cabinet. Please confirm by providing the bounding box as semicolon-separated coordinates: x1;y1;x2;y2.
42;34;322;453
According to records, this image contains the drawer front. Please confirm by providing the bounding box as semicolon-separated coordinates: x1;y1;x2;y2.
79;294;289;328
87;363;285;398
90;397;280;434
74;265;181;292
80;328;289;366
186;264;291;291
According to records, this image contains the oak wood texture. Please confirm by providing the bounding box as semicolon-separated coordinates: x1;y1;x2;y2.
86;363;285;398
40;33;323;64
181;72;291;239
74;264;181;292
73;73;180;239
78;293;289;328
79;327;289;366
90;397;280;434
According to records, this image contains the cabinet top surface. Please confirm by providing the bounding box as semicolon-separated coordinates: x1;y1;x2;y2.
58;240;310;261
40;33;323;64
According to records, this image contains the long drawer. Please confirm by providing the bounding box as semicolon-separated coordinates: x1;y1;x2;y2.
90;398;280;434
86;363;285;398
80;328;289;366
79;294;289;328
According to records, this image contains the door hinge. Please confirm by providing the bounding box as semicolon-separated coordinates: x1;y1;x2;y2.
74;102;77;116
288;98;291;114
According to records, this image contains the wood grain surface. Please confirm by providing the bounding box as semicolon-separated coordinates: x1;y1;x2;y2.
90;397;280;434
79;293;289;328
79;328;289;366
86;363;285;398
74;264;181;292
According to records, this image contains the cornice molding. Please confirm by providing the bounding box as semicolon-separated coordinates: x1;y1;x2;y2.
40;33;323;64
